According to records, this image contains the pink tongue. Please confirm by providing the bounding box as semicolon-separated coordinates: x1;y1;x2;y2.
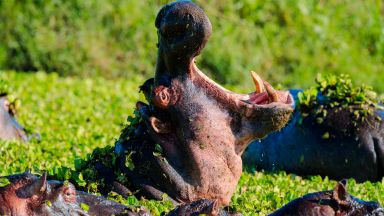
248;92;270;104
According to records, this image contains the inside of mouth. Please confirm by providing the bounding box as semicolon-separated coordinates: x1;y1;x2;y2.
192;63;292;106
245;91;292;105
247;92;271;105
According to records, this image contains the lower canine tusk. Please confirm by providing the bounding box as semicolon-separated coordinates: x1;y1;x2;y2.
250;71;265;93
264;81;279;102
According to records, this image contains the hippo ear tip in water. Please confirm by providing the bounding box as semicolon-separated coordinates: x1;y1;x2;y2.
0;95;32;142
332;179;349;205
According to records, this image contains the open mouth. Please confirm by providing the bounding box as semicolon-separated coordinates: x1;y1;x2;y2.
192;64;294;109
245;71;293;106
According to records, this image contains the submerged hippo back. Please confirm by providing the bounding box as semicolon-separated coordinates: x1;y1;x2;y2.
243;90;384;182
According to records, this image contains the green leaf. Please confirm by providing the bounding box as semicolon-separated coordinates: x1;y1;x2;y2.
45;200;52;207
74;157;85;170
74;172;87;187
322;132;330;139
0;178;10;187
80;203;90;212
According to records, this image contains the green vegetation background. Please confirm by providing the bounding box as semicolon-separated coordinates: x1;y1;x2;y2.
1;0;384;91
1;0;384;215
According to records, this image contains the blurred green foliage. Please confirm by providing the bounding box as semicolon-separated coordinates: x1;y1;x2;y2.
0;79;11;96
1;0;384;92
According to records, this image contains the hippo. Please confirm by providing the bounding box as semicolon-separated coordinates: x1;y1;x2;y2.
0;94;28;141
0;172;150;216
270;180;384;216
73;0;293;212
243;89;384;182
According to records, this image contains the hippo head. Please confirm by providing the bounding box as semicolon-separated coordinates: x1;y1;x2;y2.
0;172;86;215
131;1;293;206
329;180;383;216
0;96;28;142
0;173;147;216
271;180;384;216
151;0;293;152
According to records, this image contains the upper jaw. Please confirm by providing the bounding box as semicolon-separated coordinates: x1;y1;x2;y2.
191;64;294;113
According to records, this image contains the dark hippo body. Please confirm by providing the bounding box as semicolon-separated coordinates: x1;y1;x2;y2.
243;89;384;182
166;199;239;216
270;180;384;216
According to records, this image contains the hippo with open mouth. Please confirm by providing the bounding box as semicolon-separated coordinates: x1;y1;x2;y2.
0;94;28;142
0;172;150;216
99;0;294;211
270;180;384;216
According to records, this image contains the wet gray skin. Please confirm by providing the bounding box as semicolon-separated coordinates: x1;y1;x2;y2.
0;96;28;141
0;172;150;216
270;180;384;216
166;199;241;216
243;89;384;182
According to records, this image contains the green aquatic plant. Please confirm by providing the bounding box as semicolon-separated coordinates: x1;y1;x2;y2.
298;74;382;126
51;104;147;194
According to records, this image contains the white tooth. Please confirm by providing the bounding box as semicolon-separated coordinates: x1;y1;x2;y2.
264;81;279;102
250;71;265;93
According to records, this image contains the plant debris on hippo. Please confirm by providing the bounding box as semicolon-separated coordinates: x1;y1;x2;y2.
0;81;29;142
0;172;150;216
66;1;293;214
270;180;384;216
243;74;384;182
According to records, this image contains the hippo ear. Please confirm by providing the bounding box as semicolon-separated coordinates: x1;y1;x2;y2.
26;172;48;197
3;99;10;112
333;179;349;206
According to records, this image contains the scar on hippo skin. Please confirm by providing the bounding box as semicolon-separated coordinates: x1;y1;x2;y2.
270;180;384;216
243;89;384;182
0;172;151;216
0;95;29;142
